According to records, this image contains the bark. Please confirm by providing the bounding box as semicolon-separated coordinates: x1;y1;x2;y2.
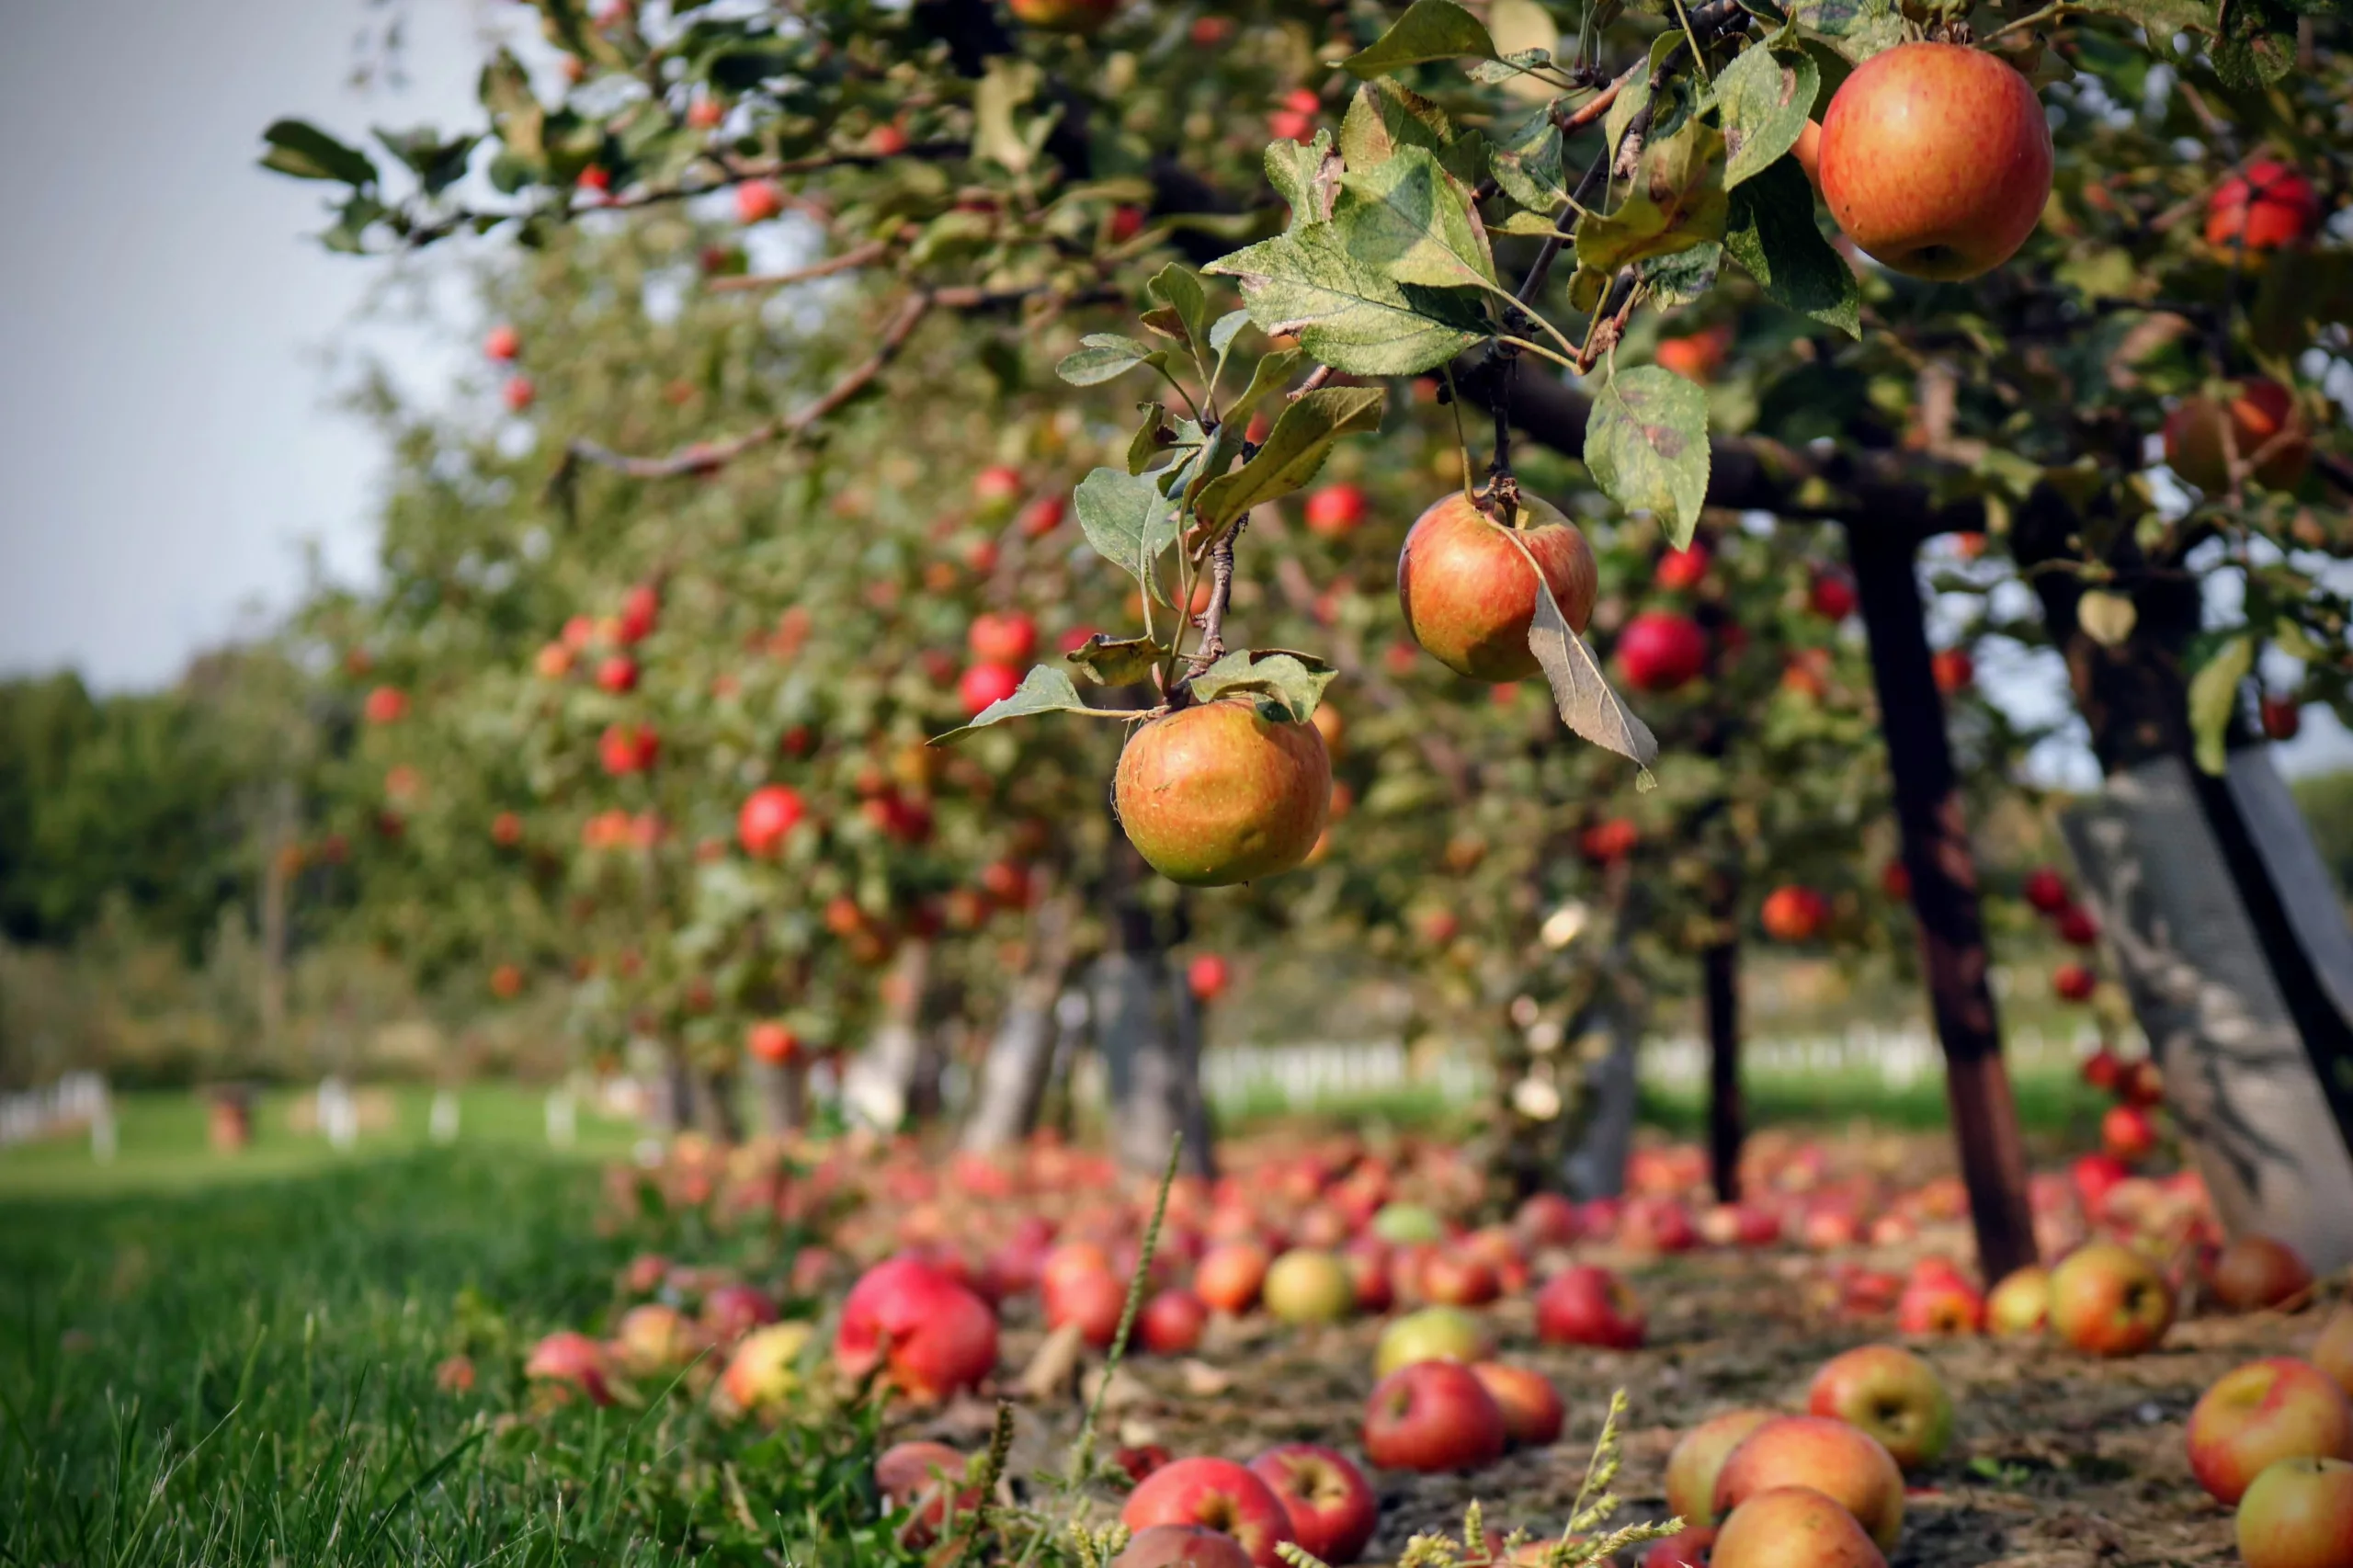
1094;866;1214;1179
1847;519;2039;1282
257;778;295;1060
1563;992;1643;1200
1703;937;1744;1205
751;1060;806;1138
844;937;938;1131
647;1043;693;1137
688;1066;743;1144
963;894;1080;1153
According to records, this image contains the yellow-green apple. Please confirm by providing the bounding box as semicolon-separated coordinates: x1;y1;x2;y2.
1247;1443;1379;1564
1114;1524;1256;1568
2235;1456;2353;1568
2209;1235;2315;1312
1362;1360;1510;1472
1711;1485;1889;1568
1397;493;1597;681
1806;1346;1954;1470
1666;1409;1776;1525
1375;1306;1492;1376
1816;42;2052;280
1139;1288;1209;1355
2315;1308;2353;1398
1264;1248;1355;1324
612;1302;699;1374
2047;1241;2174;1356
834;1256;998;1401
1371;1203;1444;1244
1535;1265;1645;1349
1114;702;1330;887
1984;1267;2051;1336
1195;1241;1271;1314
720;1321;814;1414
1121;1457;1296;1568
1713;1415;1904;1551
2186;1358;2353;1505
1471;1362;1565;1447
875;1440;980;1544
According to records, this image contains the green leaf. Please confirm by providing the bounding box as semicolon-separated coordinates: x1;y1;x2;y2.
1335;144;1498;290
1210;309;1252;388
259;119;379;186
1206;223;1491;377
1225;347;1307;426
1468;48;1557;83
1265;132;1343;231
1585;366;1711;548
973;58;1042;174
1343;0;1500;78
1788;0;1907;61
373;127;481;197
2187;635;2254;775
1340;79;1456;173
1057;335;1170;387
1488;102;1570;212
1187;651;1337;724
1065;634;1166;686
1574;120;1728;275
1712;46;1819;189
1194;386;1387;528
479;49;546;162
2212;0;2296;85
1127;403;1172;476
933;666;1096;743
1502;530;1659;788
1073;468;1181;599
1642;241;1722;306
1722;156;1861;337
1148;265;1213;354
2084;0;2215;30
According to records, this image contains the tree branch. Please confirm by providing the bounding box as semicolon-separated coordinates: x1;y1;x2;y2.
705;238;892;293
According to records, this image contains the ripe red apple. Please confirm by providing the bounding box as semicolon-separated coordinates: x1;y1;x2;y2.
1267;87;1321;142
2236;1455;2353;1568
1655;324;1731;383
1711;1485;1889;1568
1808;571;1859;621
1666;1410;1775;1525
1640;1525;1721;1568
526;1330;614;1404
1895;1274;1984;1336
599;722;659;775
701;1282;776;1341
363;685;409;724
484;324;520;362
2211;1236;2315;1312
1113;1525;1256;1568
834;1256;998;1401
1374;1305;1492;1376
2055;904;2099;947
2101;1103;2158;1165
617;584;658;642
745;1020;801;1067
1617;611;1710;692
1114;700;1330;887
1397;492;1597;682
2048;1240;2174;1356
1420;1251;1501;1308
1760;885;1828;943
1139;1288;1210;1355
1655;540;1711;591
2053;962;2096;1002
1121;1457;1296;1568
1817;42;2052;280
972;464;1023;506
2165;378;2310;493
503;376;536;413
1984;1267;2051;1336
1248;1443;1378;1564
1045;1263;1129;1347
959;661;1022;716
1343;1238;1394;1313
969;611;1038;665
1363;1360;1509;1472
1930;646;1974;694
2187;1358;2353;1505
1195;1241;1271;1314
736;785;804;856
1807;1345;1954;1470
1303;483;1368;540
734;180;784;223
2206;159;2321;252
2023;866;2070;913
2119;1058;2164;1107
1536;1265;1645;1349
1263;1248;1354;1324
1471;1362;1564;1447
1188;953;1232;1002
2263;697;2303;742
875;1440;982;1544
1514;1191;1580;1248
1712;1415;1904;1551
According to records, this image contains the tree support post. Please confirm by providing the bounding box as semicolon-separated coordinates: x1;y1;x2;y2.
1703;937;1744;1205
1846;519;2038;1282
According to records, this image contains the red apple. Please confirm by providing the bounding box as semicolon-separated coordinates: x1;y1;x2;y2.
2207;159;2321;252
1113;700;1330;887
958;661;1022;716
1397;492;1597;682
2189;1358;2353;1506
1303;483;1368;540
525;1330;614;1404
1045;1263;1129;1347
701;1281;777;1340
1188;953;1232;1002
876;1440;981;1543
1808;571;1859;621
1806;1345;1954;1470
737;785;805;857
1760;885;1828;943
1113;1525;1256;1568
2211;1236;2315;1313
1420;1251;1501;1308
1195;1242;1271;1315
1139;1289;1210;1356
2047;1240;2174;1356
484;324;521;361
1248;1443;1379;1564
2262;696;2304;742
1711;1485;1889;1568
1362;1359;1509;1472
1515;1191;1581;1248
2236;1456;2353;1568
734;180;784;223
1121;1457;1296;1568
834;1256;998;1401
1618;611;1709;692
2101;1103;2158;1165
1471;1362;1565;1447
1536;1265;1645;1349
1666;1409;1775;1525
503;376;536;413
1930;646;1973;695
1712;1415;1904;1551
1817;42;2052;280
969;611;1038;665
2023;866;2070;914
1894;1275;1984;1336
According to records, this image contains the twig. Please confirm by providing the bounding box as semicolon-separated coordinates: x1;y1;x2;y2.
1183;520;1245;679
707;239;892;293
1289;363;1337;401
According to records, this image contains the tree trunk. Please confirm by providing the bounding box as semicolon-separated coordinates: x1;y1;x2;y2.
1703;937;1744;1205
646;1041;692;1137
1847;519;2039;1283
963;894;1080;1153
257;777;296;1060
688;1066;743;1143
843;937;936;1131
1095;869;1214;1179
751;1060;806;1138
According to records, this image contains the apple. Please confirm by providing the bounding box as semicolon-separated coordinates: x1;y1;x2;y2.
2101;1104;2158;1165
2236;1456;2353;1568
1760;886;1828;943
876;1439;981;1544
1515;1191;1581;1248
1711;1485;1889;1568
1374;1305;1493;1376
1817;42;2052;280
1363;1359;1509;1472
737;785;805;857
1655;324;1732;383
2210;1235;2315;1312
1806;1346;1954;1470
1006;0;1122;33
1121;1457;1296;1568
1303;483;1369;539
734;180;784;223
1344;1239;1395;1313
1113;1525;1256;1568
1472;1362;1565;1447
2119;1058;2164;1107
1045;1263;1129;1347
2164;378;2310;493
1984;1267;2051;1336
2186;1357;2353;1505
526;1330;615;1404
1930;647;1973;695
1712;1415;1904;1551
1666;1409;1775;1525
2048;1241;2174;1356
717;1321;813;1413
1248;1443;1379;1564
1263;1249;1354;1324
612;1302;697;1374
1808;571;1859;621
1536;1265;1645;1349
1188;953;1233;1002
1139;1289;1210;1355
702;1281;778;1340
2314;1308;2353;1398
2023;867;2070;914
1640;1525;1720;1568
834;1256;999;1401
1894;1274;1984;1336
1268;87;1321;142
483;324;520;362
1397;492;1597;682
1420;1251;1501;1307
1114;701;1330;886
959;661;1022;716
1656;540;1711;591
969;611;1037;665
2263;697;2304;742
363;685;409;724
2206;159;2321;252
2052;962;2097;1003
1195;1241;1271;1314
1617;611;1709;692
503;376;536;413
